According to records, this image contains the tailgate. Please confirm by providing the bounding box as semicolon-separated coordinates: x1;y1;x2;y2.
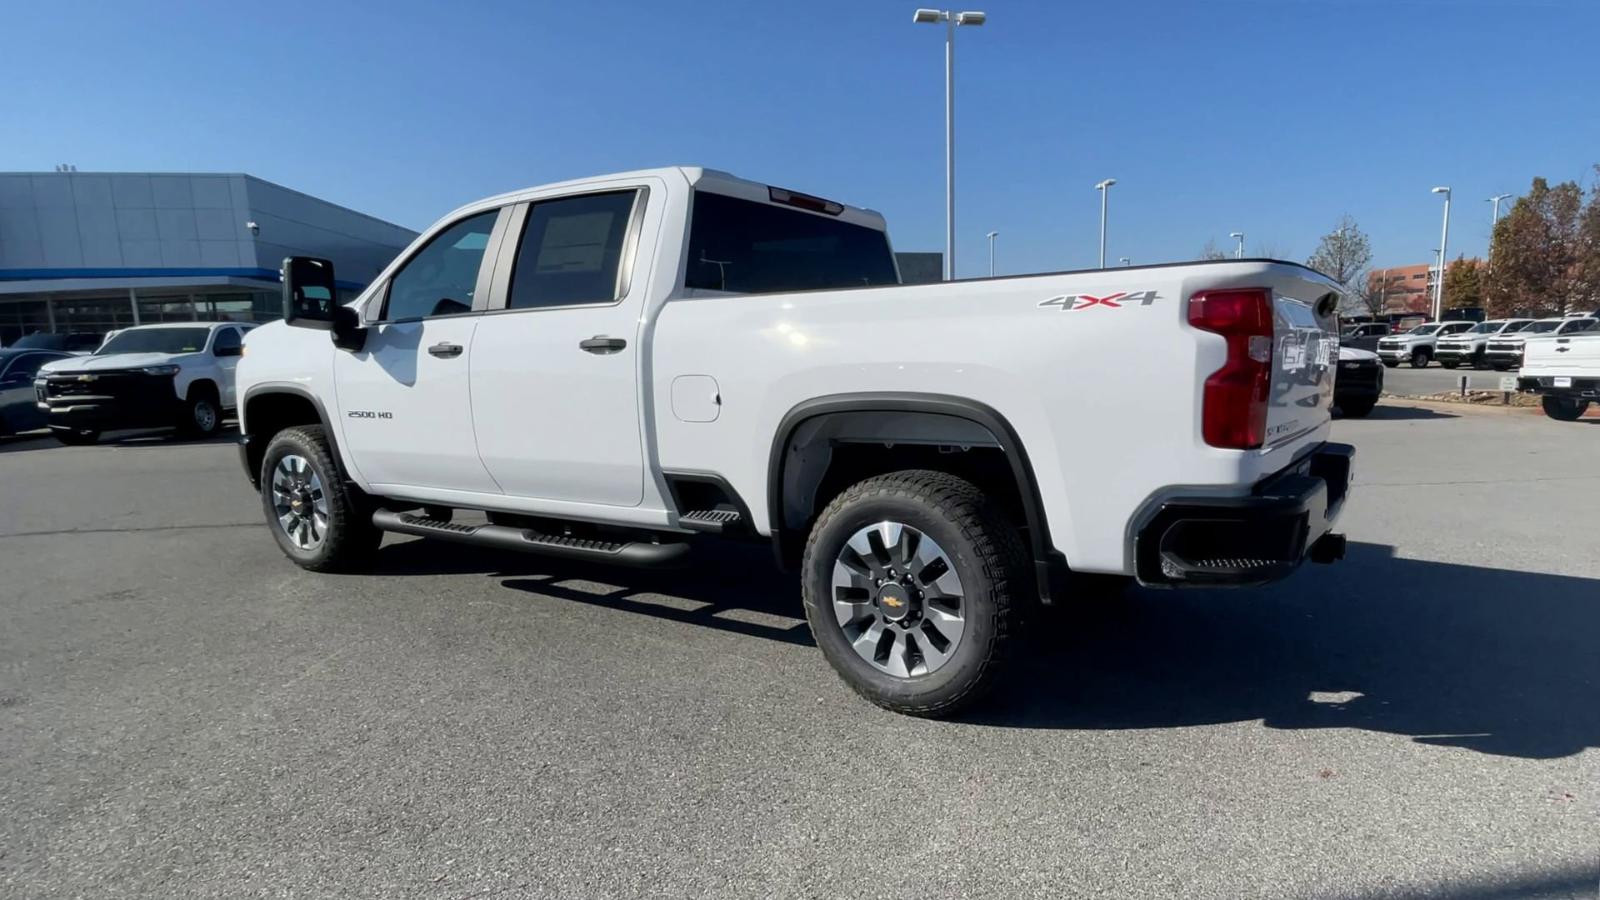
1524;335;1600;373
1265;289;1337;448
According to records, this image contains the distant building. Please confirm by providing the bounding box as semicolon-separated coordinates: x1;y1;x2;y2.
0;172;417;344
1367;263;1434;315
895;252;943;285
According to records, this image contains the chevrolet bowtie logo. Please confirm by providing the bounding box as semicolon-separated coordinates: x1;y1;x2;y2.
881;596;905;608
76;374;96;382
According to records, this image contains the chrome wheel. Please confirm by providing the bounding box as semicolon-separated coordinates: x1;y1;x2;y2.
270;454;329;550
193;399;218;432
831;521;966;678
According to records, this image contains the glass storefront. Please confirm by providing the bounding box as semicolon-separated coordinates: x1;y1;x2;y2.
1;287;287;345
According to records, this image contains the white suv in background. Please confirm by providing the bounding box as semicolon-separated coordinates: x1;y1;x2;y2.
34;322;252;445
1376;320;1475;368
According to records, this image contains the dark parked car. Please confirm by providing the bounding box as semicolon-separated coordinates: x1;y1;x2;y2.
8;332;105;353
1333;347;1382;418
0;349;73;436
1339;322;1389;352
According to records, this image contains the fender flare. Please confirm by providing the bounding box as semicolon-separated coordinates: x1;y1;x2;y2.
239;382;351;488
766;392;1066;603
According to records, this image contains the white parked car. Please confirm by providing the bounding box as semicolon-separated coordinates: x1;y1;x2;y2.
235;166;1352;717
35;322;252;445
1376;320;1475;368
1432;319;1535;370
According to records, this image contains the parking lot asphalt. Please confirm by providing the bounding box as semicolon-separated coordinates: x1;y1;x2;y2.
3;408;1598;900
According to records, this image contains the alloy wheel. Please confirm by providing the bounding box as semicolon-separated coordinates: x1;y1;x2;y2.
271;454;329;550
831;521;966;678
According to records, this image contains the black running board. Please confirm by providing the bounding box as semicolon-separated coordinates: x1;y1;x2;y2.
371;510;691;567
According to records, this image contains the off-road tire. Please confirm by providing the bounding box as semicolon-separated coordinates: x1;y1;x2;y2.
260;424;381;572
801;470;1028;718
1541;395;1590;422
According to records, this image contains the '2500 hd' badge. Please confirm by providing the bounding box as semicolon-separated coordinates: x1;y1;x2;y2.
1038;291;1160;311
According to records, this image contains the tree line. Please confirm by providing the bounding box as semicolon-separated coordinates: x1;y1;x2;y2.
1206;164;1600;318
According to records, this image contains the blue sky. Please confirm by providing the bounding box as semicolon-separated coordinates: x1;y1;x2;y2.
4;0;1598;278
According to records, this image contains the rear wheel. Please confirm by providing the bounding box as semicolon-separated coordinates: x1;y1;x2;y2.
801;470;1027;718
260;425;381;571
179;387;222;438
1541;395;1590;422
52;427;99;446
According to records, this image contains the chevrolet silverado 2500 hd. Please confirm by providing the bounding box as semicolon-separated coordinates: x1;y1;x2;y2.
236;167;1352;716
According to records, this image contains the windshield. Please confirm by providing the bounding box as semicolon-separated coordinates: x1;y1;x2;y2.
1501;321;1529;333
95;327;210;356
1523;320;1561;334
1407;324;1441;335
1466;322;1501;334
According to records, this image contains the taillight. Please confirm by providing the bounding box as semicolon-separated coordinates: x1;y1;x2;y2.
1189;288;1273;450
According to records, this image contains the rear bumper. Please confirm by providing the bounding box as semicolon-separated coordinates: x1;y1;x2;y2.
1133;442;1354;588
1519;375;1600;398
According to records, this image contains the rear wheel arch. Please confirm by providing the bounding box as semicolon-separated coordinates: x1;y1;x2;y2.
766;393;1062;600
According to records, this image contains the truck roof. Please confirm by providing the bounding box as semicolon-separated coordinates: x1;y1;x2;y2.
441;166;889;232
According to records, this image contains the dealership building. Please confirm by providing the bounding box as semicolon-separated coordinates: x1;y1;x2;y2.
0;172;417;344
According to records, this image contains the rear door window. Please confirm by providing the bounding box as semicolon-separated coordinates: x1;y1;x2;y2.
684;191;898;294
506;191;640;310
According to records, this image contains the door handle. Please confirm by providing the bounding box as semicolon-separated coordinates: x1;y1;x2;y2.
579;336;627;355
428;341;463;359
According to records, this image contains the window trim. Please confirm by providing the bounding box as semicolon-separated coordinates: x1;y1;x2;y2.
366;207;510;325
483;186;650;315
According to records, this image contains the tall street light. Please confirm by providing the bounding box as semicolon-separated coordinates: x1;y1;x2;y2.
1487;193;1512;227
1095;178;1116;268
1431;186;1451;319
986;230;998;277
914;8;987;281
1229;231;1245;259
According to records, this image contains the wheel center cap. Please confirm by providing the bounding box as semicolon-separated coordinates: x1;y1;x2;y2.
877;582;915;623
290;496;305;514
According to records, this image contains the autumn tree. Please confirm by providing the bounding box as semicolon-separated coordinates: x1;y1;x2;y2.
1306;215;1372;306
1485;176;1586;316
1443;256;1486;311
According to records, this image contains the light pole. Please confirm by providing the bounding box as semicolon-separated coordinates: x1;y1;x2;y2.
1431;186;1451;319
1119;256;1131;267
914;8;987;281
1229;231;1245;259
1095;178;1116;268
986;230;998;277
1487;193;1511;227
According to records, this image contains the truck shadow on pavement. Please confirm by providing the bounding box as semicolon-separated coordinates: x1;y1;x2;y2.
1355;403;1459;420
371;538;1598;760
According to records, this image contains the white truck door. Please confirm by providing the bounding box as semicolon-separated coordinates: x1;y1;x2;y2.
469;188;651;507
334;209;503;494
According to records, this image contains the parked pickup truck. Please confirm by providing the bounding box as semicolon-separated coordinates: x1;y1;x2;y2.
236;167;1352;716
35;322;251;444
1433;319;1534;369
1520;330;1600;420
1485;317;1597;369
1376;320;1475;368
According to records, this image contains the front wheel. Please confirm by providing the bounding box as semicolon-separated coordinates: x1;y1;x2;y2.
801;470;1027;718
179;390;222;438
260;424;381;571
1382;361;1400;369
1410;350;1430;368
1541;395;1590;422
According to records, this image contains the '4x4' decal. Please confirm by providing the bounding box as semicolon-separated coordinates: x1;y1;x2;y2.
1038;291;1160;311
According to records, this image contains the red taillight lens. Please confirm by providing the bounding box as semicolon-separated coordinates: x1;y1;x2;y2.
1189;288;1273;450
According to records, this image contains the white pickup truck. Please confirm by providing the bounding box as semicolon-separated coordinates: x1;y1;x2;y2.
1520;330;1600;420
236;167;1352;716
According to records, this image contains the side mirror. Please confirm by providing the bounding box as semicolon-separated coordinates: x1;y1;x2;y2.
281;256;337;328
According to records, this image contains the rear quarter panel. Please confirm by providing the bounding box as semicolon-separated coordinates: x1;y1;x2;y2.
650;261;1339;575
